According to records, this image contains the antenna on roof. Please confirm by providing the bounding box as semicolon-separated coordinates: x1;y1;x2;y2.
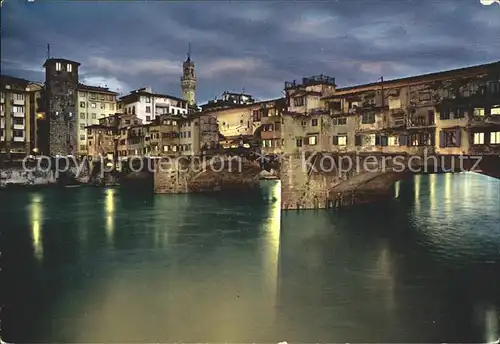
47;43;51;59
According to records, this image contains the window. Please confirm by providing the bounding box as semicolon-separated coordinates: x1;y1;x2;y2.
79;91;86;98
100;94;105;100
101;114;106;118
409;133;434;146
388;136;399;146
92;113;96;119
188;131;191;138
13;130;24;137
90;93;96;100
101;103;105;109
172;120;177;125
146;116;151;122
146;106;151;113
13;118;24;125
440;130;460;148
80;124;85;130
491;107;500;116
332;117;347;125
12;106;24;113
262;139;273;148
419;92;431;101
301;120;307;126
80;145;86;151
293;97;305;107
333;135;347;146
455;107;466;119
296;138;302;147
90;103;96;108
473;132;485;145
56;62;62;71
365;134;376;146
491;132;500;144
13;93;24;100
146;97;151;103
473;108;484;117
361;113;375;124
80;113;85;119
488;82;500;94
80;135;86;141
311;118;318;126
308;135;317;146
67;64;72;72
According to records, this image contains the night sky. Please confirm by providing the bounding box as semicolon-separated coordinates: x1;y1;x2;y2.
1;0;499;103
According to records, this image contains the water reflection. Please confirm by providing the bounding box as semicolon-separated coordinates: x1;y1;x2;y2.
29;193;43;261
2;175;500;343
105;188;116;245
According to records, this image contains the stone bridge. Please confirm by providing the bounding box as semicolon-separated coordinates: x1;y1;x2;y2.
153;156;262;194
152;153;500;210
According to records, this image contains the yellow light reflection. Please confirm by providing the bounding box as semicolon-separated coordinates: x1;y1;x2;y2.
30;193;43;261
484;306;499;344
105;188;115;245
428;173;437;218
444;173;452;215
261;181;281;316
375;241;395;312
414;174;421;210
394;180;401;198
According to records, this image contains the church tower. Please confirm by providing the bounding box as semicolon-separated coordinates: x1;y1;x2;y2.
181;43;196;106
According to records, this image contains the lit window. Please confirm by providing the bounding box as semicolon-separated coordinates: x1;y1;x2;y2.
308;136;317;145
491;132;500;144
474;108;485;117
491;107;500;116
56;62;62;71
338;136;347;146
67;64;72;72
91;103;96;108
388;136;399;146
473;132;484;145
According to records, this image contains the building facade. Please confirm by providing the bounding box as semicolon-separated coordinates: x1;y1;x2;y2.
43;58;81;156
118;87;189;124
267;62;500;158
77;84;118;156
0;76;37;160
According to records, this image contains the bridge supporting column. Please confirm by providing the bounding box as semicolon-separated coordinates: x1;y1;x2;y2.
279;153;341;210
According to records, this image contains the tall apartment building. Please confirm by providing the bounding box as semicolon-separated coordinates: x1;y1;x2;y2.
0;75;39;160
77;84;118;155
118;87;189;125
43;58;81;156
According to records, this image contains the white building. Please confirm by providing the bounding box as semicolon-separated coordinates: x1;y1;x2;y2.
118;87;188;124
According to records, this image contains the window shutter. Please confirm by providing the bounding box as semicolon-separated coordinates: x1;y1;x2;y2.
375;135;381;146
355;135;362;146
381;135;388;146
455;129;461;147
303;137;308;145
332;136;339;145
399;135;407;146
439;131;446;148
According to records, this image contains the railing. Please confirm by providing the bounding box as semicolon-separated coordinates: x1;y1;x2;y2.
285;74;335;89
12;98;25;106
13;137;25;142
13;124;25;130
408;118;435;127
12;111;25;118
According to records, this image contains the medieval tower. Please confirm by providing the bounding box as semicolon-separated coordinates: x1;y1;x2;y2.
181;43;196;106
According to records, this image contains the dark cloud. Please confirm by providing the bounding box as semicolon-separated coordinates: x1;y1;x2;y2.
1;0;499;102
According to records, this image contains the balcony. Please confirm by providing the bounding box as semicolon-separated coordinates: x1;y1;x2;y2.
0;119;4;129
13;111;25;118
12;98;25;106
13;124;25;130
308;107;329;115
13;136;25;142
407;117;435;128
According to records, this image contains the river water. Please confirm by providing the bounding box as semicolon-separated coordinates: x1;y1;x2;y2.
1;173;500;343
